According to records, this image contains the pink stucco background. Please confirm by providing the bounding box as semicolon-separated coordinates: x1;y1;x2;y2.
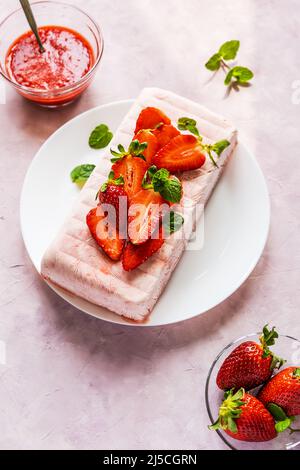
0;0;299;450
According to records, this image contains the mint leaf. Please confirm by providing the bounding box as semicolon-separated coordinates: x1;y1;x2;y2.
163;211;184;235
267;403;288;421
161;177;183;204
275;418;292;433
178;117;200;137
219;40;240;60
142;166;183;203
152;169;182;203
230;66;254;83
224;69;234;86
71;164;96;187
211;140;230;157
89;124;113;149
205;53;221;71
152;168;169;192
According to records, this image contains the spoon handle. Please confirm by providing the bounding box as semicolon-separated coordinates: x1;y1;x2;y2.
19;0;45;53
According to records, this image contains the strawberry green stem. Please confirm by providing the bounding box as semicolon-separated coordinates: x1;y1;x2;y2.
209;388;245;434
293;368;300;378
259;324;286;370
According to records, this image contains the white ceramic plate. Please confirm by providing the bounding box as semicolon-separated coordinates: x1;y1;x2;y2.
20;100;270;327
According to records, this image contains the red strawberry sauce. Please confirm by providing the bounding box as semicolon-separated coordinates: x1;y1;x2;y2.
5;26;94;92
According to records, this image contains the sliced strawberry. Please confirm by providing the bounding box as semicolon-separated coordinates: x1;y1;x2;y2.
128;189;169;245
133;129;158;165
122;227;164;271
153;134;206;172
154;124;180;150
87;207;125;261
112;155;148;200
135;107;171;134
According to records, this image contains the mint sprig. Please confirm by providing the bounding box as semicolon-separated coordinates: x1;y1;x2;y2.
110;140;148;163
142;166;182;204
205;40;254;88
178;118;230;168
178;117;200;137
89;124;113;149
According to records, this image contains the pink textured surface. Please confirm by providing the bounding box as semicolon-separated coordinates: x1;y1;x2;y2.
0;0;299;450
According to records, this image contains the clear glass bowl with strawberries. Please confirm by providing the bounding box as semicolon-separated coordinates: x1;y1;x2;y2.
206;326;300;450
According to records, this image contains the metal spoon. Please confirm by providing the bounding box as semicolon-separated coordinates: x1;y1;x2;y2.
19;0;45;53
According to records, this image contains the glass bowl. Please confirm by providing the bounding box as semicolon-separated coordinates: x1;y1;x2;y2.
206;333;300;450
0;1;104;107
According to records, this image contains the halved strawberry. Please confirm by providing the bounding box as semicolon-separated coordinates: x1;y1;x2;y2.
86;207;125;261
128;188;169;245
112;155;148;200
154;124;180;150
122;226;164;271
135;107;171;134
153;134;206;172
133;129;158;165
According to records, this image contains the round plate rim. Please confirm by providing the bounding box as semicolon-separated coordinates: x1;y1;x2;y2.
20;99;271;327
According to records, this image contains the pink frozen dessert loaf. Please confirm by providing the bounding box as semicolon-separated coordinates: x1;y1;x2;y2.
41;88;238;322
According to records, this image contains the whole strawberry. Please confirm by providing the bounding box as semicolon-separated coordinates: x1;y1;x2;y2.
216;325;285;391
98;174;128;219
98;171;128;235
258;367;300;417
209;388;277;442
